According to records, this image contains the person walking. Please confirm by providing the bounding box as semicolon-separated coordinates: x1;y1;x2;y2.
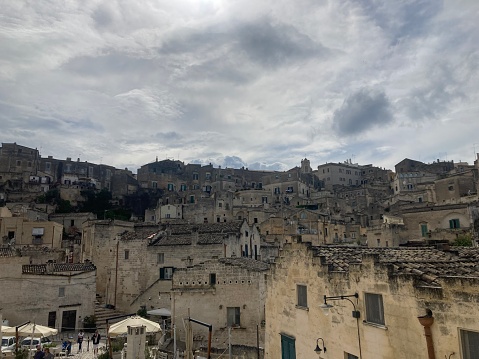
77;330;84;353
92;330;101;356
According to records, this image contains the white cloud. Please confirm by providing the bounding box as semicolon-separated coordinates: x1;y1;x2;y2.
1;0;478;172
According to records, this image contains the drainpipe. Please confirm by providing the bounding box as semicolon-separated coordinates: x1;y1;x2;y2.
418;309;436;359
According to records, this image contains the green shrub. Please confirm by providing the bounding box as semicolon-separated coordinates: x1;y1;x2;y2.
453;234;473;247
15;349;28;359
137;306;147;318
83;315;97;333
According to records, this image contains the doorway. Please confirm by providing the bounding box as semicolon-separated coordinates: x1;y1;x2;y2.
61;310;76;332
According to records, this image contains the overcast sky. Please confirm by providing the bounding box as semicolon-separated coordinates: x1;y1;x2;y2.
1;0;478;173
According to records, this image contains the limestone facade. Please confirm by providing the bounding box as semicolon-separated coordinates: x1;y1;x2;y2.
264;239;479;359
171;257;269;348
0;251;96;332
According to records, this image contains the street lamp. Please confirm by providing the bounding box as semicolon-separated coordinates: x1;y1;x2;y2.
314;337;326;355
320;293;362;359
320;293;360;318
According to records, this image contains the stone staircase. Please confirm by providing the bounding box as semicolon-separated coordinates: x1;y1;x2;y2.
94;304;127;334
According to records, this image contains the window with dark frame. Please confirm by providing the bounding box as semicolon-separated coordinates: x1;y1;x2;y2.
227;307;240;327
460;329;479;359
449;219;460;229
296;284;308;308
124;250;129;260
160;267;174;280
365;293;385;325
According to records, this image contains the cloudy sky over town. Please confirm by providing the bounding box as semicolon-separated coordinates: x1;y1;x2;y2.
1;0;478;172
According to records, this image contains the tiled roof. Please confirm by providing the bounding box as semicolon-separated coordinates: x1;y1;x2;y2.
311;246;479;286
22;262;96;274
150;221;244;246
122;228;159;241
164;221;243;235
218;257;270;271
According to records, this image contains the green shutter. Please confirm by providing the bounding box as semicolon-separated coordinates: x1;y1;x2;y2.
421;224;428;237
280;334;296;359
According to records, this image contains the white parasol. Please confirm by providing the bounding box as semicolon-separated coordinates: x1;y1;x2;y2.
146;308;171;317
1;323;58;337
108;316;162;337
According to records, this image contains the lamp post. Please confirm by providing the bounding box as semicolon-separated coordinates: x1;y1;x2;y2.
320;293;362;359
314;337;326;355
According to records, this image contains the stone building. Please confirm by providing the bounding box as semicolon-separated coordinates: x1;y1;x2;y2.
0;249;96;332
265;239;479;359
434;170;477;204
392;158;454;195
84;220;261;313
171;257;269;350
0;208;63;249
0;143;40;184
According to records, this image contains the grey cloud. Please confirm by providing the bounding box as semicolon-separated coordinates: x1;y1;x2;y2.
332;88;393;136
160;18;328;69
234;19;328;67
359;0;443;43
152;131;183;142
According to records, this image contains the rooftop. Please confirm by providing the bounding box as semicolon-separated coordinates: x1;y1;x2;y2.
311;246;479;287
22;262;97;274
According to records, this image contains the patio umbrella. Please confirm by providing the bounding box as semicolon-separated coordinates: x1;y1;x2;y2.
1;323;58;337
146;308;171;317
108;316;162;337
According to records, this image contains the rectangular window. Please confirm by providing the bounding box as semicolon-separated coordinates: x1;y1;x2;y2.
59;287;65;297
124;250;129;260
296;285;308;308
190;195;195;203
449;219;460;229
421;224;428;237
262;196;268;204
46;162;51;171
167;183;174;191
70;219;75;227
365;293;385;325
16;160;21;166
160;267;174;280
157;253;164;264
152;181;158;188
460;329;479;359
193;173;199;180
209;273;216;285
227;307;240;327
